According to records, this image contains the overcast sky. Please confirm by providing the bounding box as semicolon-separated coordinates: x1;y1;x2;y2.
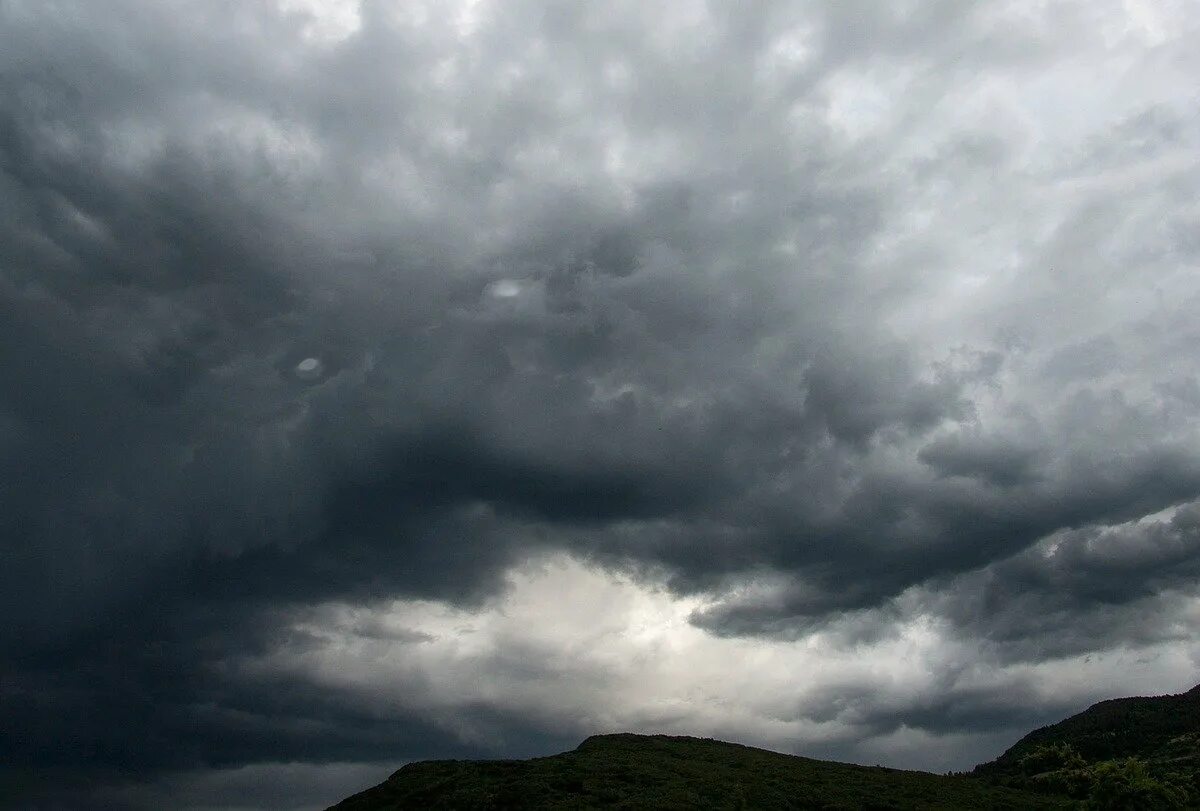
3;0;1200;808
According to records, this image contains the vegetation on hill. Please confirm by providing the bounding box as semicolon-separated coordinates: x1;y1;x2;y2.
331;733;1068;810
331;684;1200;809
972;684;1200;808
978;684;1200;769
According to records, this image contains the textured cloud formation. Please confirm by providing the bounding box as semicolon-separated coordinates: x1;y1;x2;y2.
250;555;1200;768
3;0;1200;807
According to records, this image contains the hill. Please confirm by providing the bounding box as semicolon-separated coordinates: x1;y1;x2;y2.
330;733;1068;810
331;684;1200;809
977;684;1200;771
972;684;1200;805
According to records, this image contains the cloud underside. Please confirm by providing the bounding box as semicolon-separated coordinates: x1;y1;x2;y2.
3;0;1200;805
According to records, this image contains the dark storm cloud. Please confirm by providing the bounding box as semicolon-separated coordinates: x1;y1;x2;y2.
917;432;1042;487
794;676;1081;744
922;501;1200;662
4;0;1200;804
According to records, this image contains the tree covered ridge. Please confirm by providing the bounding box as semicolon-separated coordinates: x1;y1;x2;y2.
972;683;1200;808
331;684;1200;809
332;733;1068;809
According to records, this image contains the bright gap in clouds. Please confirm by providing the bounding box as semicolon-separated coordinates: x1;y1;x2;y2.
277;0;362;45
248;553;1200;774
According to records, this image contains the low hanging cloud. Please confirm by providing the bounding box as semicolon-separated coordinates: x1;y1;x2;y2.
4;0;1200;807
238;555;1200;773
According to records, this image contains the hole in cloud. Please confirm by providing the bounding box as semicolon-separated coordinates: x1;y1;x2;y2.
295;357;324;380
488;279;524;299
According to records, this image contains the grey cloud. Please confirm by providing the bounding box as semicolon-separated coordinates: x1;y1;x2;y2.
5;0;1200;805
793;677;1079;743
923;502;1200;662
90;762;399;811
919;432;1043;487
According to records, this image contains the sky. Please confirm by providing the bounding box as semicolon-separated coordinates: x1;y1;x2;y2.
3;0;1200;807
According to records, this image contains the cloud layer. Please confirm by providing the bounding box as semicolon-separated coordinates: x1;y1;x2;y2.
3;0;1200;806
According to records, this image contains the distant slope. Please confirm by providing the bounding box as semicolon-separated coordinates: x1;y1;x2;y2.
969;683;1200;807
976;683;1200;774
330;733;1068;810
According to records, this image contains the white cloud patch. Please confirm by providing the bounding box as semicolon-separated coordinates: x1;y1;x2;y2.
246;553;1200;773
277;0;362;45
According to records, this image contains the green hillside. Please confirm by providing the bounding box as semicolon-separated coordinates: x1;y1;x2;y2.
973;684;1200;806
331;684;1200;809
978;684;1200;770
330;733;1068;810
